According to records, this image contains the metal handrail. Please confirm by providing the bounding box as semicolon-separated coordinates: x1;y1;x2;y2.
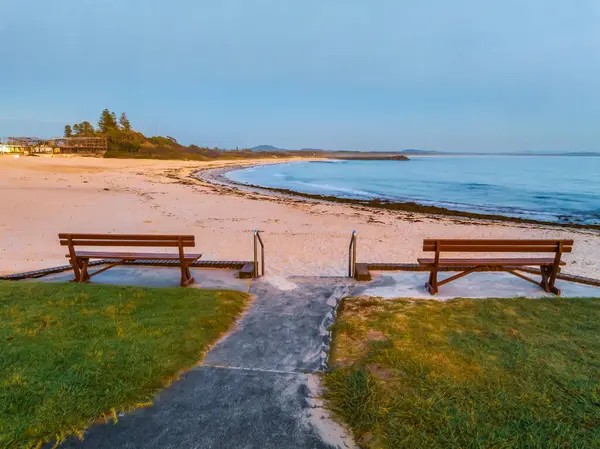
253;229;265;277
348;230;357;278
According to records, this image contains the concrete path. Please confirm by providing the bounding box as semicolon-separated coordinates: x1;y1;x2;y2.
58;277;356;449
354;271;600;300
35;266;252;292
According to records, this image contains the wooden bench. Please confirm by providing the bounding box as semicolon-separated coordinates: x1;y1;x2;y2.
59;233;202;287
418;239;573;296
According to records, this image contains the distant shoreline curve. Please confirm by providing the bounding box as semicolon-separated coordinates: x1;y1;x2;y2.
192;161;600;232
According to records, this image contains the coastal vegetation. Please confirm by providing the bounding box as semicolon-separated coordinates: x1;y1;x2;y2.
62;109;409;161
0;281;250;448
64;109;236;159
325;296;600;448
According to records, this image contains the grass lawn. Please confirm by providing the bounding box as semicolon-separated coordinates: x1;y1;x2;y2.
0;281;250;449
325;297;600;449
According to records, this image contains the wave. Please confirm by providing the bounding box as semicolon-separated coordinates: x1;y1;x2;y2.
309;160;346;164
291;181;376;198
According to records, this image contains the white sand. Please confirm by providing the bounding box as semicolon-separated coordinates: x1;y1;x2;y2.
1;155;599;279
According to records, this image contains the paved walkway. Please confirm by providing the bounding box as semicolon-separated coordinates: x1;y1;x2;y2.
58;277;356;449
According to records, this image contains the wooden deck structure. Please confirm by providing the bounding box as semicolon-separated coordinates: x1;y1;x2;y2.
54;137;108;153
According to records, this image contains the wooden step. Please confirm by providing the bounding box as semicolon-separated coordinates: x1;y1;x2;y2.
239;263;255;279
354;263;372;281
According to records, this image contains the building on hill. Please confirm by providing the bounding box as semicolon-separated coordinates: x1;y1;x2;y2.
0;137;50;154
0;137;108;154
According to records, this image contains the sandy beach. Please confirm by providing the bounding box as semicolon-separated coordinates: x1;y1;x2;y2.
1;155;599;279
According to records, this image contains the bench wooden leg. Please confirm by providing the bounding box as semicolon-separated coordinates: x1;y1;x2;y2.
425;269;438;295
79;259;91;283
180;264;195;287
538;266;561;295
540;266;552;293
548;265;561;296
69;257;90;283
69;257;81;282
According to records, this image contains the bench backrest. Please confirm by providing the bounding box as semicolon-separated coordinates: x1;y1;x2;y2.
59;233;196;248
423;239;573;253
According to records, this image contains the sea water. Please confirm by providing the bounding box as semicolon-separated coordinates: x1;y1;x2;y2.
225;156;600;225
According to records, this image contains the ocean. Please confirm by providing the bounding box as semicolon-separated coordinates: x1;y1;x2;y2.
225;156;600;225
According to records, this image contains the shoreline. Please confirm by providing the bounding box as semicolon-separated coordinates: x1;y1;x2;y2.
194;161;600;233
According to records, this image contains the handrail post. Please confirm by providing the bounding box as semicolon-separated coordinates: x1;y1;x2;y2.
261;233;265;277
253;230;258;278
349;230;357;279
353;231;357;279
253;229;265;278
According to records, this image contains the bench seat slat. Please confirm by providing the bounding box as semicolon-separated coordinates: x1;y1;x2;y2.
423;245;571;253
59;233;194;241
60;240;195;247
423;239;574;245
423;239;573;252
418;258;566;267
71;251;202;262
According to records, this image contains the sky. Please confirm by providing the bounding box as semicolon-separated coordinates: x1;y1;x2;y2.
1;0;600;152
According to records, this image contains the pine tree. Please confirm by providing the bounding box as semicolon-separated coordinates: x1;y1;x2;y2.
64;125;72;137
98;109;118;133
81;121;95;135
119;112;131;131
73;121;96;136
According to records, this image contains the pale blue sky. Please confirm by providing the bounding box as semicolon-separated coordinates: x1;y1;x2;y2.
1;0;599;151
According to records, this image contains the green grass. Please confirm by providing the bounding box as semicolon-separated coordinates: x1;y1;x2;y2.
325;297;600;449
0;281;250;449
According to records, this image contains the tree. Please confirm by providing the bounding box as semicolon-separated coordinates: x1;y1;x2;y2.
119;112;131;131
64;125;72;137
72;121;96;136
98;108;118;133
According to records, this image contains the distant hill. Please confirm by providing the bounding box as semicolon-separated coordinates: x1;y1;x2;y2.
400;149;444;154
252;145;437;153
503;151;600;157
251;145;285;152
